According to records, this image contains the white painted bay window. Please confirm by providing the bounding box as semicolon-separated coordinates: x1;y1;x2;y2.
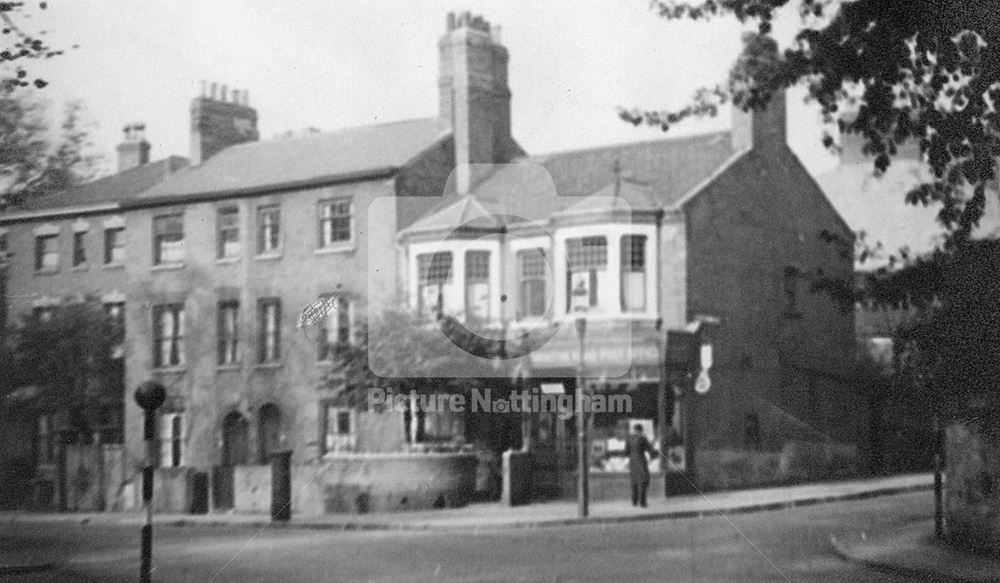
566;236;607;313
464;250;491;321
417;251;453;318
620;235;647;312
518;248;548;319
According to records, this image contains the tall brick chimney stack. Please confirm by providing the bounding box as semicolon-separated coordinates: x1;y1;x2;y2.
731;90;787;154
190;81;259;166
116;122;151;173
438;11;514;194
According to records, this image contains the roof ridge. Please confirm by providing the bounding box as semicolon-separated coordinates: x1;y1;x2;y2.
226;116;445;151
528;129;731;162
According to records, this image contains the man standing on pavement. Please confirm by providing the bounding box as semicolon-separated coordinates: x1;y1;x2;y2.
625;423;656;507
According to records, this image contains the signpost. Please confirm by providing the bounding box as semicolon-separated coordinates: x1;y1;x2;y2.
134;381;166;583
575;317;588;519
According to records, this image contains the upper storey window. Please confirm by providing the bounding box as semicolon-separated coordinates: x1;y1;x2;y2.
34;234;58;272
153;214;185;265
217;206;240;259
417;251;453;318
257;205;281;255
518;248;548;319
566;236;607;313
464;250;490;321
620;235;647;312
319;198;352;247
104;227;125;265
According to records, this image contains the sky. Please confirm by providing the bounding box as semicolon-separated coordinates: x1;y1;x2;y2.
26;1;837;176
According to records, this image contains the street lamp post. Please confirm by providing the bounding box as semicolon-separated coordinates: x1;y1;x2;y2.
575;317;588;519
134;381;166;583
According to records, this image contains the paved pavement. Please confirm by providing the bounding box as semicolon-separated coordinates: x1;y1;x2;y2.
2;473;931;533
832;518;1000;583
1;472;932;578
1;490;938;582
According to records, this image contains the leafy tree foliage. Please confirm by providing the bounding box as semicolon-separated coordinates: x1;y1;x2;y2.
0;91;101;209
7;297;123;441
622;0;1000;245
0;1;65;91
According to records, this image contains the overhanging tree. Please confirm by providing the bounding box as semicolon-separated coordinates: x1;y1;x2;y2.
621;0;1000;247
9;297;124;442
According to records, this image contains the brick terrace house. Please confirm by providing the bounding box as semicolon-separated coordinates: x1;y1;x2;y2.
0;131;187;509
3;11;866;513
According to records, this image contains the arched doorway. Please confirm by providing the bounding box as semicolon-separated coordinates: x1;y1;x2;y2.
258;404;281;464
221;411;249;466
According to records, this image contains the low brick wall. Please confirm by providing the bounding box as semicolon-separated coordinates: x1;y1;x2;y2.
293;452;477;515
696;441;858;491
945;421;1000;553
153;467;192;513
234;465;271;513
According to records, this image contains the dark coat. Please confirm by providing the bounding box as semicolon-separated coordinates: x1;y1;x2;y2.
625;433;654;483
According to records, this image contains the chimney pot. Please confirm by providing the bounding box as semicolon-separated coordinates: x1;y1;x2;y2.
209;82;218;100
201;80;207;98
447;12;455;31
221;84;228;102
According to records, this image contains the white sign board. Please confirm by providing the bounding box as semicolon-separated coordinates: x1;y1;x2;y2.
694;369;711;394
540;383;564;395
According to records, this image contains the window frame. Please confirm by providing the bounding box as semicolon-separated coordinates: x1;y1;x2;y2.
158;412;185;468
104;227;125;265
317;295;351;361
620;234;647;312
320;403;355;454
416;251;453;318
217;300;240;365
34;233;59;272
256;205;281;256
517;248;548;319
565;236;607;313
318;197;352;248
258;298;281;363
216;206;241;259
72;231;87;267
152;213;185;266
464;250;491;321
153;303;186;368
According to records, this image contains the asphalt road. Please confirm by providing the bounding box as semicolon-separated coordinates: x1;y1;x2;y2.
3;491;933;583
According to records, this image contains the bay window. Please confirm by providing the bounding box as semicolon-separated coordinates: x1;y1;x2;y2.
417;251;452;318
566;236;606;312
518;248;548;318
464;250;490;321
620;235;647;312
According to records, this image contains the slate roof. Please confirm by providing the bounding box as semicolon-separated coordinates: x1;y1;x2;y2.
402;131;736;234
467;131;735;219
137;117;451;203
9;156;189;214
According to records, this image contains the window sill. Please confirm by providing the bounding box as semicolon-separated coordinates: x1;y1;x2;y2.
216;257;241;265
253;253;282;262
71;264;89;272
254;361;283;370
152;366;187;374
314;244;355;256
151;263;185;272
102;262;125;270
216;364;241;372
33;269;59;276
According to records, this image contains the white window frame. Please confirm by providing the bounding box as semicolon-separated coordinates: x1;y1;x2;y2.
322;405;355;454
159;412;185;468
153;304;185;368
318;197;353;248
